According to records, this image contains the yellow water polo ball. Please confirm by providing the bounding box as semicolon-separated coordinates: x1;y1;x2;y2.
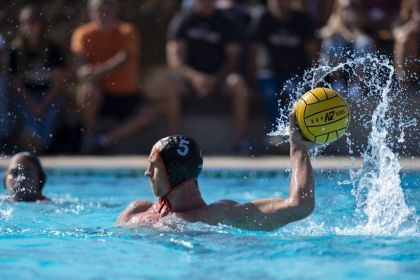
295;87;350;144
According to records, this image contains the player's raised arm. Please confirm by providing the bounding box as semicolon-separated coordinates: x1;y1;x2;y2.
222;111;315;231
286;110;315;216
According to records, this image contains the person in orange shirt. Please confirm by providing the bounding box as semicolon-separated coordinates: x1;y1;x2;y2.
71;0;156;153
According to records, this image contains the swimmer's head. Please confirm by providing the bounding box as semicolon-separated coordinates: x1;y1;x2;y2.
3;152;46;201
151;136;203;190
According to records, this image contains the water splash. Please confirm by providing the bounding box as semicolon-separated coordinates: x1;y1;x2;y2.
270;52;418;235
346;59;418;235
0;194;13;220
0;208;13;220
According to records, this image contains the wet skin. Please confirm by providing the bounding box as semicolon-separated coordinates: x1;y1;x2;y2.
3;155;47;202
116;112;316;231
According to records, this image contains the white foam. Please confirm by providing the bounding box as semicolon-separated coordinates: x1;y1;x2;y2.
170;237;194;249
0;208;13;220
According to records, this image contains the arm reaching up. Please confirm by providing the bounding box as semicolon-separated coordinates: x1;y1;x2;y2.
221;110;315;231
288;109;315;212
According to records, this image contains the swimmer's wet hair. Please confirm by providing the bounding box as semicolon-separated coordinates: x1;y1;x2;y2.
154;136;203;187
2;152;47;190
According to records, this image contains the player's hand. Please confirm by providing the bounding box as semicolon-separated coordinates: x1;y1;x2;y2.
289;109;316;150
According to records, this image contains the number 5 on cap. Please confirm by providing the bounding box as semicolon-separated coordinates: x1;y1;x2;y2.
177;139;190;156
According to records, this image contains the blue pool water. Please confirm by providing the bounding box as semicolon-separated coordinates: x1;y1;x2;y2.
1;52;418;279
1;169;419;280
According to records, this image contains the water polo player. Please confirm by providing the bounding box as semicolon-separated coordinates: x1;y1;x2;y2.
3;152;49;202
116;111;315;231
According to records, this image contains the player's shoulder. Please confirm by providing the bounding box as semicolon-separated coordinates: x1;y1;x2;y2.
116;200;153;225
207;199;239;210
189;200;238;224
126;200;153;212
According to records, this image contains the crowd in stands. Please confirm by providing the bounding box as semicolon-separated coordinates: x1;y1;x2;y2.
0;0;418;155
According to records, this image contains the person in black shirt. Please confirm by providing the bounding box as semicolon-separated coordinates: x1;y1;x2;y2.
251;0;317;134
216;0;253;77
165;0;250;153
9;6;66;153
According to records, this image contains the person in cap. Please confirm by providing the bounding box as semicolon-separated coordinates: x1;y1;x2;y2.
3;152;49;202
116;111;315;231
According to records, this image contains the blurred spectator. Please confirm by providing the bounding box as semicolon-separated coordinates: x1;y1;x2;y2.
165;0;250;152
363;0;401;54
319;0;375;98
393;0;419;88
216;0;252;76
250;0;317;135
3;151;49;202
0;33;12;149
9;6;66;154
71;0;156;153
292;0;335;28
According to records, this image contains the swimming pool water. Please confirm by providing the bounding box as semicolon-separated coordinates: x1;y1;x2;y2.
1;169;419;280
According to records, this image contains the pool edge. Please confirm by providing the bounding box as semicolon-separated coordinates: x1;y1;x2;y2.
1;156;419;171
